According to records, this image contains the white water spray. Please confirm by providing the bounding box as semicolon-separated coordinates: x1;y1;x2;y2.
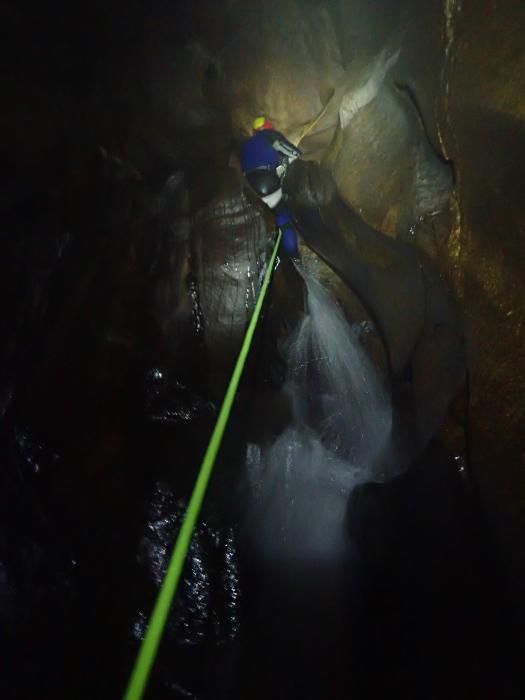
247;261;392;562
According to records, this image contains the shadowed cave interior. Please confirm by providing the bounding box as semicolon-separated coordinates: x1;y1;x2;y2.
1;1;524;698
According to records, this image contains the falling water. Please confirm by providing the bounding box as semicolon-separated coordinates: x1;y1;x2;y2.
247;261;392;562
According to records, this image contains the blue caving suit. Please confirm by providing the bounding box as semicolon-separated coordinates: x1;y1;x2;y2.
240;129;301;258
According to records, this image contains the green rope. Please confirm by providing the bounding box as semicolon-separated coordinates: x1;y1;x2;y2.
123;230;282;700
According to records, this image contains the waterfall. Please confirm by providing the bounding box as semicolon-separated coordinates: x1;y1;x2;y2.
246;261;392;562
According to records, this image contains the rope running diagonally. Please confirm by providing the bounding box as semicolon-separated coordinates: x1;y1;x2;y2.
123;229;282;700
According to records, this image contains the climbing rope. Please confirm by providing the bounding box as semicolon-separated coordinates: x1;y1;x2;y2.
123;229;282;700
293;95;334;148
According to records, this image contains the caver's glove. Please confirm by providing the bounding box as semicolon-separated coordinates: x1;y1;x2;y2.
272;136;301;163
274;138;301;180
276;212;300;259
272;131;301;182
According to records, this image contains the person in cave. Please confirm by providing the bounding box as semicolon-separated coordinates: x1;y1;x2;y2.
240;116;302;258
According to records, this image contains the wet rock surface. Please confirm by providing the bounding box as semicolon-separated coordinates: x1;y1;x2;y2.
435;0;525;611
286;161;465;459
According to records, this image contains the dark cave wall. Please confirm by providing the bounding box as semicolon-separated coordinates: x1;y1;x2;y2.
437;0;525;608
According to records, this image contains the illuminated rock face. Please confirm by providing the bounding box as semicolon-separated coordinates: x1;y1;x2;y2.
216;0;525;598
285;160;465;456
191;169;274;398
222;0;453;235
433;0;525;601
